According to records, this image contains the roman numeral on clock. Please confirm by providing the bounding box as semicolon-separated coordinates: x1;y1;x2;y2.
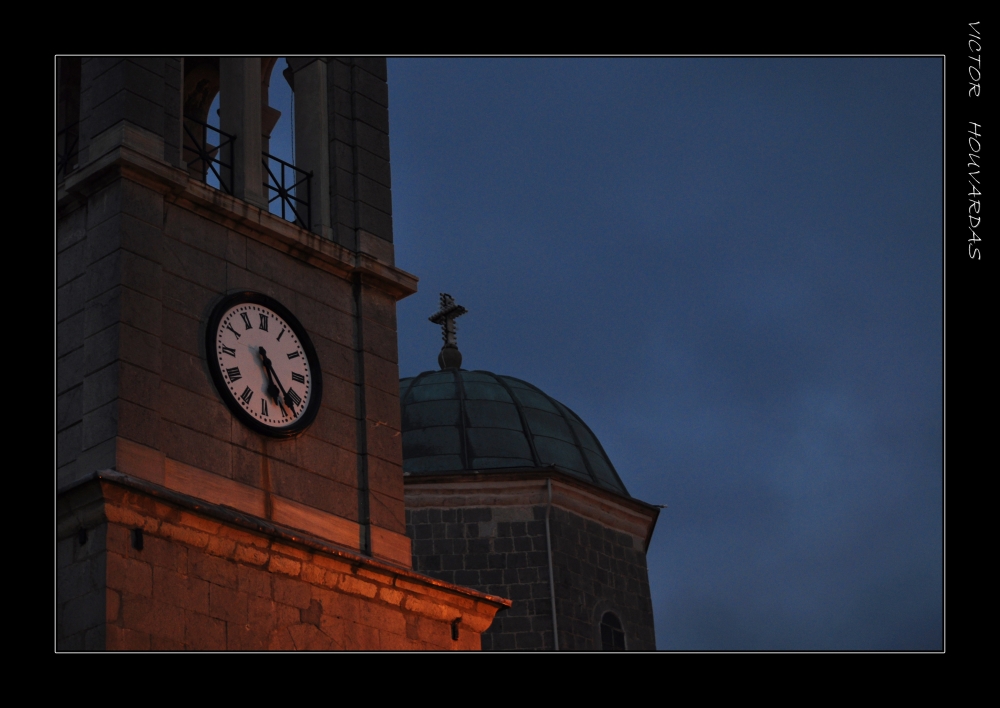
210;295;322;435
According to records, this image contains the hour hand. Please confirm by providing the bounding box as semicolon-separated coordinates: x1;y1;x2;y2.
266;378;283;406
258;348;287;413
266;372;287;414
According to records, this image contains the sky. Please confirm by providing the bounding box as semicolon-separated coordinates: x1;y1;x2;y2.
381;58;943;651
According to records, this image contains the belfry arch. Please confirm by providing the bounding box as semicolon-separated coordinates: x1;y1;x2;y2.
182;57;307;226
260;57;283;158
182;57;221;183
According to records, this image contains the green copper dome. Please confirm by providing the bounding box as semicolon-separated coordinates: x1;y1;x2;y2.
399;370;629;496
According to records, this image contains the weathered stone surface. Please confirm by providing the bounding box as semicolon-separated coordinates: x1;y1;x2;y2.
56;478;509;650
56;56;460;651
407;503;656;651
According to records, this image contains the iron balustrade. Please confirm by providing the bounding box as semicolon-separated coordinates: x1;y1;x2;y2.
263;152;311;229
180;118;311;230
183;116;235;194
57;122;79;179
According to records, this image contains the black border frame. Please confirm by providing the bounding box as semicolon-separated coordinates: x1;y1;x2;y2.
205;291;324;439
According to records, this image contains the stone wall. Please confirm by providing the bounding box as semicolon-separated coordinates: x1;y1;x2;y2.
406;499;656;651
327;58;394;252
407;505;555;650
58;474;508;650
548;506;656;650
57;55;415;566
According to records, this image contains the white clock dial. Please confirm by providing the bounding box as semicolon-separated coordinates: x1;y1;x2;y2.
214;302;314;429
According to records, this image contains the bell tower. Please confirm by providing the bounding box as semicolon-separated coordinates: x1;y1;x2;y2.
56;57;509;651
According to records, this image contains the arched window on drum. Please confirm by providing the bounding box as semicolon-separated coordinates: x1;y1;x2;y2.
600;612;626;651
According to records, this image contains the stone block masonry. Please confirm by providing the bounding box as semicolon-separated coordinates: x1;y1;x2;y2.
404;473;659;651
57;126;419;567
57;471;510;650
406;505;552;651
547;506;656;650
56;54;514;651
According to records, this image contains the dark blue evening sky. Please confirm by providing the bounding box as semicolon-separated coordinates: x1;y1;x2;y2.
384;58;942;650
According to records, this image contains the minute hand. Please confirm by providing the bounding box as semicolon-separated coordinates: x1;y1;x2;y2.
259;347;296;414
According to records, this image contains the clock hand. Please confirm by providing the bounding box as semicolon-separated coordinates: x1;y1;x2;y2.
259;347;296;415
270;368;297;415
269;369;297;415
266;368;288;416
258;347;289;415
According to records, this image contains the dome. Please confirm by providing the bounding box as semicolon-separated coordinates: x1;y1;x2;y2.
399;370;629;496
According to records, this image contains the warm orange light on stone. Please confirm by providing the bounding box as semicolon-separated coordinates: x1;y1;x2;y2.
59;474;510;650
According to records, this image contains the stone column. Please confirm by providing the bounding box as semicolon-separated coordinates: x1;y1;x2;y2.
288;58;333;239
326;58;395;263
220;58;265;208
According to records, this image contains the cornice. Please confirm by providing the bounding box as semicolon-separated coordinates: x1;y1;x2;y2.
58;469;511;610
404;469;661;552
56;122;418;301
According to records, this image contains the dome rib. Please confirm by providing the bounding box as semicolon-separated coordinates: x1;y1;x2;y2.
548;393;601;487
400;369;437;405
399;369;629;497
451;367;471;471
489;373;542;468
554;399;631;494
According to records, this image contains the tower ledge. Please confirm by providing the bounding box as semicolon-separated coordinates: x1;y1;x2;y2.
58;469;510;650
57;121;418;301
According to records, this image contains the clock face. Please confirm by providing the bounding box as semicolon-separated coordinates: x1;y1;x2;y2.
206;292;323;437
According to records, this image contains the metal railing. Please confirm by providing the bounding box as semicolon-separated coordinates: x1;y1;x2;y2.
180;117;311;230
263;152;311;229
183;116;235;194
57;122;79;179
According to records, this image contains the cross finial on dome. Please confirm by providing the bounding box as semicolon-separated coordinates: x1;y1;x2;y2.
429;293;467;369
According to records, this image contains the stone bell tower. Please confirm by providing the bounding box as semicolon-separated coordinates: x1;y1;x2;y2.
56;57;509;651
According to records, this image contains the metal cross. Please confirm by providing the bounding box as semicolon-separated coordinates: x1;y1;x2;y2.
428;293;468;348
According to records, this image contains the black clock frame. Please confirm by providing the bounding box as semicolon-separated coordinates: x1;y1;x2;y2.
205;291;323;438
